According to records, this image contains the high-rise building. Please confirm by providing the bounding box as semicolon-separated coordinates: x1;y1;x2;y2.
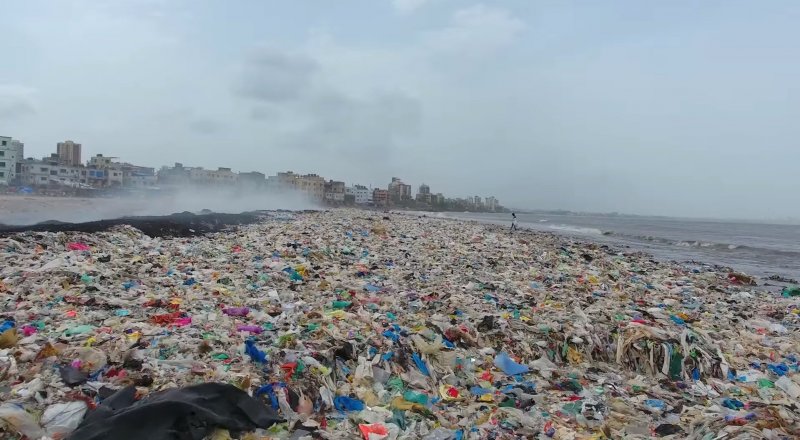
416;183;432;203
11;140;24;181
348;185;371;204
388;177;412;201
11;140;24;161
0;136;24;185
486;196;499;211
57;140;82;166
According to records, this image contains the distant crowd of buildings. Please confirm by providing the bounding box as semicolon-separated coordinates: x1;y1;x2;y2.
0;135;504;212
0;136;156;191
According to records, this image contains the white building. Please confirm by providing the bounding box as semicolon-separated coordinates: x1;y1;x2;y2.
348;185;372;204
20;157;87;187
0;136;24;185
123;165;157;188
108;167;124;186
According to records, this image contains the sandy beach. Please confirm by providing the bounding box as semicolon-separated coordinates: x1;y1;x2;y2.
0;209;798;438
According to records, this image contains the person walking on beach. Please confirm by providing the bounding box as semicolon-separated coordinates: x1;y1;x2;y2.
510;212;518;232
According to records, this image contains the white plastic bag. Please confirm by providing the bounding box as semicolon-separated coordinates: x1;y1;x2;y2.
41;401;88;438
0;403;45;439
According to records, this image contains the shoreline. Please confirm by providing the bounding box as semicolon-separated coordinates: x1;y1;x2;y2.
1;199;783;287
2;194;795;285
403;210;800;288
402;210;759;282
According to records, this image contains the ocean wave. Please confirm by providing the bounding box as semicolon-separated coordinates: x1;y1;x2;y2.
547;224;603;235
602;233;800;257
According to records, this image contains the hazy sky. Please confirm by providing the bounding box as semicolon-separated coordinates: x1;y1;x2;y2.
2;0;799;218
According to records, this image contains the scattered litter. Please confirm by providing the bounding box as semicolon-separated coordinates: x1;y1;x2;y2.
0;210;798;438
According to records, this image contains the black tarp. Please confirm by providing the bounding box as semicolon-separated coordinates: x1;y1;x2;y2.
66;383;283;440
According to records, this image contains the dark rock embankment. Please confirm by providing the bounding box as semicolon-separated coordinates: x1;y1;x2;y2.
0;211;264;238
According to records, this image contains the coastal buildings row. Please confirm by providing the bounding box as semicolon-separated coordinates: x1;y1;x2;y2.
0;137;157;191
158;165;501;211
1;135;504;211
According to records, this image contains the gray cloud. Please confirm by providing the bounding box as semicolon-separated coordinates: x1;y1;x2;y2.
188;118;224;134
250;106;282;121
0;85;37;119
284;90;421;158
233;46;421;162
233;47;319;103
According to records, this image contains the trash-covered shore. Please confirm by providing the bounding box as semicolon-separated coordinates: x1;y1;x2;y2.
1;209;799;439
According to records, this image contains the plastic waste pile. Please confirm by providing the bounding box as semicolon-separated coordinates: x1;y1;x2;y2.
0;210;799;439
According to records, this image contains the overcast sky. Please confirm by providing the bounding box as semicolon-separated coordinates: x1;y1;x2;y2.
2;0;799;218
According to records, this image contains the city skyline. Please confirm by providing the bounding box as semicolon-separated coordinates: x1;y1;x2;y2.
0;135;502;211
13;139;465;202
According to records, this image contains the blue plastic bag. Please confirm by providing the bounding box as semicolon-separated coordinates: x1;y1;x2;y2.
244;339;267;364
254;383;283;409
333;396;365;412
494;352;529;376
470;386;492;395
0;321;14;333
645;399;666;410
412;352;430;376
